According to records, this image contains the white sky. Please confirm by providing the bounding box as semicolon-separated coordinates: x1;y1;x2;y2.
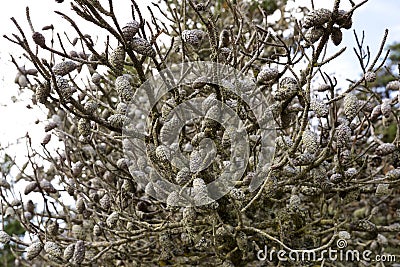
0;0;400;162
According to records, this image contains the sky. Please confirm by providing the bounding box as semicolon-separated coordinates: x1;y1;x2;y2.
0;0;400;163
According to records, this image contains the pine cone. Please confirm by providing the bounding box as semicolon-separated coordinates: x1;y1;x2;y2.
130;37;156;57
52;61;77;76
122;20;140;40
204;105;221;126
40;180;57;194
107;114;129;129
359;100;374;112
369;104;382;122
93;224;102;236
91;72;102;85
380;99;391;118
166;191;182;208
63;244;75;261
189;149;204;173
26;242;43;260
364;71;376;82
106;212;119;228
36;81;51;104
160;117;181;144
375;184;390;197
230;188;245;201
350;220;377;232
375;143;396;156
100;194;111;210
276;136;294;149
317;83;331;92
32;32;46;47
257;67;279;84
274;83;298;101
336;124;351;148
182;29;205;47
305;27;324;44
115;103;127;115
44;121;58;132
345;168;357;179
293;153;315;166
336;10;353;29
192;178;207;193
302;130;318;153
303;9;332;29
385;168;400;180
55;75;74;99
0;231;11;244
76;196;86;214
310;99;328;117
41;134;52;146
84;100;98;114
176;167;191;185
115;75;134;102
109;46;125;75
46;220;59;236
343;93;358;120
72;240;85;265
155;145;171;162
288;194;301;210
338;230;351;240
331;26;343;46
330;173;343;184
300;186;321;196
280;77;297;86
78;118;91;137
44;241;62;258
24;200;35;213
219;29;230;48
386;80;400;90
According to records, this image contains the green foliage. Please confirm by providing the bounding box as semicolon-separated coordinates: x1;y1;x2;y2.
373;42;400;88
0;219;25;266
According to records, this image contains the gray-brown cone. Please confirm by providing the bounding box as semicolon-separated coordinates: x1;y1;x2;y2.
182;29;205;47
26;242;43;260
122;20;140;40
52;61;77;76
131;37;156;57
72;240;85;265
303;9;332;29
